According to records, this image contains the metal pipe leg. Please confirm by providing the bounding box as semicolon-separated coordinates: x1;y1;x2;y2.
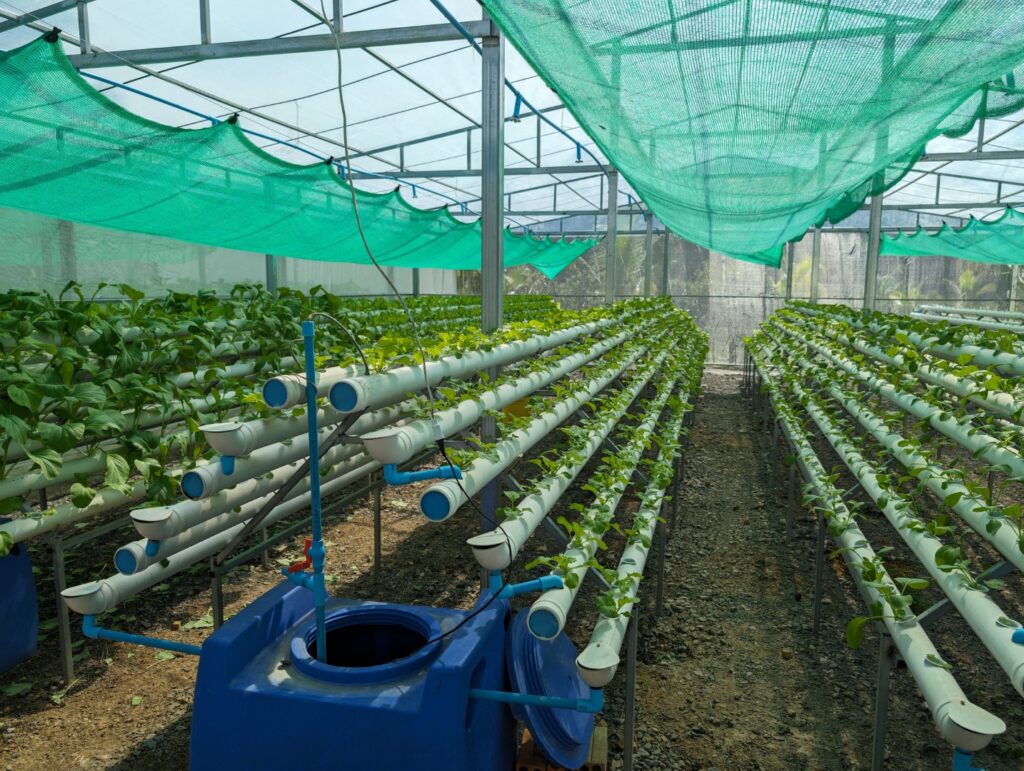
211;559;224;629
260;526;270;570
373;474;383;577
786;464;796;539
623;610;639;771
655;520;666;617
871;634;894;771
812;512;826;636
49;535;74;683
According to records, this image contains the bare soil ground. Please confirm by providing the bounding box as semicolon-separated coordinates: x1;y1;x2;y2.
2;369;1023;769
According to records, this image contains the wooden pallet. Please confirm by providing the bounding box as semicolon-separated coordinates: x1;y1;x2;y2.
515;725;608;771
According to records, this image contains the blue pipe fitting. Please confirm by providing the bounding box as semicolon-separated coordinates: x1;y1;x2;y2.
469;686;604;714
1012;628;1024;645
302;320;328;662
219;455;235;476
382;463;462;486
144;540;161;557
83;614;202;656
282;568;314;591
952;748;978;771
488;570;563;599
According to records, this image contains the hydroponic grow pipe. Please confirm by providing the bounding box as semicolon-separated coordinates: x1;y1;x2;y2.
750;348;1005;752
771;321;1024;480
466;349;672;572
116;454;378;574
359;320;650;467
772;342;1024;575
179;400;408;499
421;328;674;522
910;311;1024;337
575;409;685;689
783;312;1024;423
785;368;1024;695
62;463;366;615
328;316;622;414
916;305;1024;322
793;304;1024;376
527;371;683;641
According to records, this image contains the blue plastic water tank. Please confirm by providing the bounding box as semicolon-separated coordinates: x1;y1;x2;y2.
190;582;515;770
0;523;37;673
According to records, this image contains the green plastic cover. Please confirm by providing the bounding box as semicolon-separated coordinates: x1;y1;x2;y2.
0;36;599;279
482;0;1024;266
881;207;1024;264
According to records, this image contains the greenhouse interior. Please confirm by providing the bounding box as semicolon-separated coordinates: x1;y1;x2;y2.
6;1;1024;770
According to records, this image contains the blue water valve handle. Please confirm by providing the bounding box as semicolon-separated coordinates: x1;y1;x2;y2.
382;463;462;486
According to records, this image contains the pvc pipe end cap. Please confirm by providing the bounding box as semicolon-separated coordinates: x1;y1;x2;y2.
944;702;1006;751
114;547;138;575
360;428;412;465
421;490;453;522
201;421;244;455
61;582;102;614
329;381;359;412
262;378;289;408
466;531;513;570
527;607;561;640
575;657;618;689
180;471;205;500
131;506;174;525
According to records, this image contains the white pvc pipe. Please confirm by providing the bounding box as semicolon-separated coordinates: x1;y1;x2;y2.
360;320;648;466
789;370;1024;695
329;317;620;414
421;330;662;521
527;367;683;640
751;348;1005;751
63;467;365;615
179;401;408;500
911;311;1024;336
916;305;1024;322
116;455;377;574
466;349;672;572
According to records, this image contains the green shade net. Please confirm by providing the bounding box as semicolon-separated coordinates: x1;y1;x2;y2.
0;36;599;280
881;207;1024;264
483;0;1024;266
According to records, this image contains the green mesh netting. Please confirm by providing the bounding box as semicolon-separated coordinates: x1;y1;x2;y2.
0;36;599;279
881;207;1024;263
482;0;1024;266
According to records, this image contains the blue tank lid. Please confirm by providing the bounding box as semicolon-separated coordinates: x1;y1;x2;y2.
505;608;594;769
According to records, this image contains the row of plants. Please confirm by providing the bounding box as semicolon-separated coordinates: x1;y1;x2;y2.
0;284;572;555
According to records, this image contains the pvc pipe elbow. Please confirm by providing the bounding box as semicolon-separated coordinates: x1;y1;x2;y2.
933;699;1005;752
527;598;566;641
329;378;367;413
62;581;117;615
576;644;620;689
467;529;517;570
130;506;176;540
201;421;259;457
262;374;306;409
360;427;417;465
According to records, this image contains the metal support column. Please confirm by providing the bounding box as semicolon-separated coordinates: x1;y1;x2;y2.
265;254;279;296
784;242;795;301
643;213;654;297
810;227;821;303
812;511;826;635
199;0;211;44
661;230;670;297
332;0;343;32
863;192;882;310
49;535;74;683
76;0;90;53
871;634;895;771
373;471;382;576
623;610;639;771
412;268;420;297
605;169;619;304
479;17;504;535
1010;265;1019;312
58;220;76;284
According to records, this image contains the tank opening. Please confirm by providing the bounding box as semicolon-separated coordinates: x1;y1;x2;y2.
308;621;429;668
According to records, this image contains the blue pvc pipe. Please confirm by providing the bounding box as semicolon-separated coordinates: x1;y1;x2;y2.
144;540;161;557
469;687;604;714
1012;628;1024;645
488;570;563;599
282;568;314;591
83;615;202;656
302;321;328;663
219;455;235;475
952;748;977;771
382;463;462;486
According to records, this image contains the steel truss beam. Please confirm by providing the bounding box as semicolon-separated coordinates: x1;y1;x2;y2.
67;22;491;68
349;164;605;179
